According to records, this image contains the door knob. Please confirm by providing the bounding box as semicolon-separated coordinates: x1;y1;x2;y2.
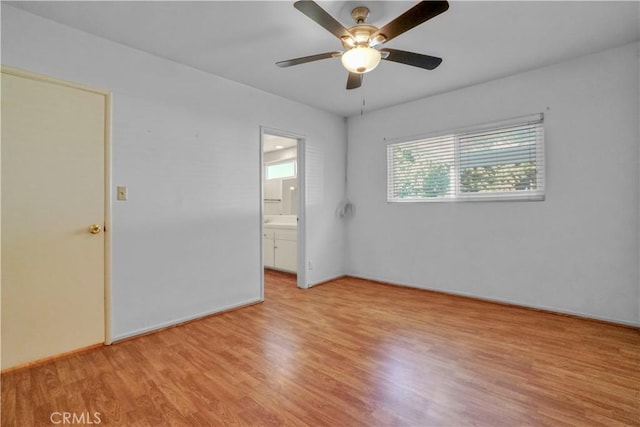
89;224;102;234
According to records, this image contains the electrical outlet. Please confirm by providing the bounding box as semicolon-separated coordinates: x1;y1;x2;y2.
308;260;313;270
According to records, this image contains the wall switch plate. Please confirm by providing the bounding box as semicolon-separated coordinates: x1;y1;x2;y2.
117;186;128;201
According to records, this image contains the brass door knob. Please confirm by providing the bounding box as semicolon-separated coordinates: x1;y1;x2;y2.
89;224;102;234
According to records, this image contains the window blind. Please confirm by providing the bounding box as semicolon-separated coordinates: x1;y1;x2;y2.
387;115;545;202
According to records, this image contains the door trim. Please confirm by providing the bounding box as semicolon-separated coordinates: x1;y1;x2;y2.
1;65;113;345
259;126;307;296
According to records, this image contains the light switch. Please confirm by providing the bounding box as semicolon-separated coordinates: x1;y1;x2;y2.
117;186;128;201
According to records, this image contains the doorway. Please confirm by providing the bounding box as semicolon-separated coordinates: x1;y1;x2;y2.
260;128;306;296
1;66;112;370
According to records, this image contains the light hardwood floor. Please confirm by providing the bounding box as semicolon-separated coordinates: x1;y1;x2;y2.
2;270;639;426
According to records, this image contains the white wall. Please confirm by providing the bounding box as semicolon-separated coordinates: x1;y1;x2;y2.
347;42;640;326
2;5;347;340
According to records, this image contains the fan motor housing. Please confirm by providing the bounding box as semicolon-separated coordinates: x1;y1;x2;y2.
343;24;378;48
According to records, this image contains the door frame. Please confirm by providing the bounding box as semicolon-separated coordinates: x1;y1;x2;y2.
259;126;307;296
1;66;113;345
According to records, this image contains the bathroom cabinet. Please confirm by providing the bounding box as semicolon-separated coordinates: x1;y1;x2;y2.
263;227;297;273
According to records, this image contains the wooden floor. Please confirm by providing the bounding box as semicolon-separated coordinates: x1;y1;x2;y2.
2;270;639;426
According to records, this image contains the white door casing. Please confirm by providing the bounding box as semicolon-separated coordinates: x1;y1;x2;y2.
259;127;307;293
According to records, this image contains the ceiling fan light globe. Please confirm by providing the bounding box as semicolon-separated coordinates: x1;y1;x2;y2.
341;47;381;74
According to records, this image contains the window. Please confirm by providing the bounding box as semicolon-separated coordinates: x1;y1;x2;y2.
266;160;296;180
387;115;545;202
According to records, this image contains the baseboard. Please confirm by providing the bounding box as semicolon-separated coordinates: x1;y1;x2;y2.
309;274;348;288
1;343;104;374
264;268;297;278
346;274;640;329
111;298;264;343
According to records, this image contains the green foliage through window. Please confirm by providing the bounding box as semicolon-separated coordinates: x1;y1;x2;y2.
387;118;544;202
392;147;451;198
460;162;537;193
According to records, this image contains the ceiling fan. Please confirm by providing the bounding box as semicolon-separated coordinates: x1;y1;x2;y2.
276;0;449;90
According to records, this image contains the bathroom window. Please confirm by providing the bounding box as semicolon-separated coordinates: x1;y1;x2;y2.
266;160;296;180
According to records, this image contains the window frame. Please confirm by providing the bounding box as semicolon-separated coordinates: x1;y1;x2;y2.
387;114;545;203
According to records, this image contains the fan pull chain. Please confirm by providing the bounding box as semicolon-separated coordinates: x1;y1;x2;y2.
361;97;365;116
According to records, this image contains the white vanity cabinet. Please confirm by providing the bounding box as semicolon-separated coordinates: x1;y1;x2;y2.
263;229;275;269
263;226;297;273
273;229;297;272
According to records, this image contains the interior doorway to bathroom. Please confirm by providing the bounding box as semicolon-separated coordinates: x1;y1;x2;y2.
260;128;306;295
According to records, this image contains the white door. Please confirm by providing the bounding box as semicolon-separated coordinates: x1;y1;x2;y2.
1;68;110;370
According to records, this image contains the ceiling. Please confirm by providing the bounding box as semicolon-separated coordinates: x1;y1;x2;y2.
263;134;298;153
8;1;639;117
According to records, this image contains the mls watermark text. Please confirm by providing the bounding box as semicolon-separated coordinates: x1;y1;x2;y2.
50;412;102;425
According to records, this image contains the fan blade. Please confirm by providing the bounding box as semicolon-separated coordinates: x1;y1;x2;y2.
276;52;341;68
371;1;449;44
294;1;353;40
381;48;442;70
346;72;362;90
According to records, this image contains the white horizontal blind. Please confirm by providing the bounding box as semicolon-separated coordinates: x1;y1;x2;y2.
387;116;544;202
387;134;456;199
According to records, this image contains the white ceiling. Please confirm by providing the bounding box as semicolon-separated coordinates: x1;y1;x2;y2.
263;134;298;153
9;1;639;117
